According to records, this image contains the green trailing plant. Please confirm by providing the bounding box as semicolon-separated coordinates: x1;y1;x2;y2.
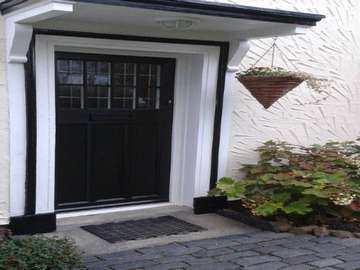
210;139;360;224
0;236;83;270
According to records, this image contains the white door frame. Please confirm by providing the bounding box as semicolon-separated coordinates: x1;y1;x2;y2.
31;34;220;214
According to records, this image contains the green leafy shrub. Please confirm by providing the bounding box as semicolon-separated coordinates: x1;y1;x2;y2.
210;140;360;225
0;236;83;270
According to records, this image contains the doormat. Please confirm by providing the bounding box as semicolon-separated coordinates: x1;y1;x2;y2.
81;216;206;243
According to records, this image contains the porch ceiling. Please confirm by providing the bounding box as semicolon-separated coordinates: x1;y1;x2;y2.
2;0;325;41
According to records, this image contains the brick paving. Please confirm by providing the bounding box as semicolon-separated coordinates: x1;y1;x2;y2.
82;231;360;270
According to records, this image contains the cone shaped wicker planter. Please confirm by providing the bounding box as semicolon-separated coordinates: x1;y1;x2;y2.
238;76;304;109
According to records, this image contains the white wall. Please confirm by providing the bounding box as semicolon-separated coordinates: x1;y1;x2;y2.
0;14;10;225
207;0;360;178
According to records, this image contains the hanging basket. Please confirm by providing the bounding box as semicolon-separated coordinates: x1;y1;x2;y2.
238;76;304;109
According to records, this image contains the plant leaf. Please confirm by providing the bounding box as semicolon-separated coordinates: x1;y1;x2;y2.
272;192;291;203
254;202;283;216
283;200;312;215
302;189;329;198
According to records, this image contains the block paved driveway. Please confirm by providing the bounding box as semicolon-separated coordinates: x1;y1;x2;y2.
82;231;360;270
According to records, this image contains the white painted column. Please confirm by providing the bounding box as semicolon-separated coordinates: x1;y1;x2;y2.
7;63;27;217
217;40;249;179
0;16;10;225
4;0;74;217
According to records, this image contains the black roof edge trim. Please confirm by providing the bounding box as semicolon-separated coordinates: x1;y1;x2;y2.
33;28;229;47
0;0;27;13
2;0;325;26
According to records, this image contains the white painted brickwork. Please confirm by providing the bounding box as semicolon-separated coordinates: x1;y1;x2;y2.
207;0;360;178
0;14;9;225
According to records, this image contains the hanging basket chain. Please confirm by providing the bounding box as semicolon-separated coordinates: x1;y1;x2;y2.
250;37;300;72
250;38;278;68
271;37;277;67
273;43;300;72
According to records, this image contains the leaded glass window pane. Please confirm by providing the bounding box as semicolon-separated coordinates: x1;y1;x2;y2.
57;60;84;109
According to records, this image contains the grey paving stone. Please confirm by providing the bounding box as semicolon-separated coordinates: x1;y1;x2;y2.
281;265;315;270
104;253;163;264
192;247;234;257
221;234;253;241
235;255;281;266
305;243;346;253
310;236;339;244
111;259;158;270
315;248;350;258
231;243;260;251
248;232;292;240
339;238;360;247
279;242;308;249
244;261;288;270
259;238;294;247
309;258;343;268
334;260;360;270
289;235;316;241
186;257;218;265
96;250;140;260
145;262;189;270
283;254;321;265
336;252;360;262
85;261;113;270
82;255;102;264
152;255;194;264
85;265;111;270
271;248;314;258
216;251;259;261
182;238;238;249
255;245;287;254
139;244;202;257
186;262;239;270
163;246;203;256
233;237;269;244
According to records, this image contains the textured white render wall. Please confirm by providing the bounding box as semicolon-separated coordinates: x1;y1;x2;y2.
209;0;360;178
0;14;10;225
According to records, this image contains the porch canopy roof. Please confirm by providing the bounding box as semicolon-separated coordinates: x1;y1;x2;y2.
1;0;325;42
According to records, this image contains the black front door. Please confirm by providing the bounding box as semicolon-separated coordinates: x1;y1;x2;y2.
55;52;175;211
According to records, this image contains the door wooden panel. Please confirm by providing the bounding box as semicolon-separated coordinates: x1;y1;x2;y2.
56;124;88;206
90;123;128;202
130;112;159;199
55;53;175;211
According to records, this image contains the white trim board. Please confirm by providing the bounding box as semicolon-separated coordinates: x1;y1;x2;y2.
31;34;220;215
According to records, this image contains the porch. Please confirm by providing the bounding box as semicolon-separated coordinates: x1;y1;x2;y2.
1;0;324;234
48;205;255;255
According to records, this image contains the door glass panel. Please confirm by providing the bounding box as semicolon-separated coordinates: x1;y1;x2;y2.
137;64;161;110
57;60;84;84
86;61;111;109
113;63;137;109
58;85;84;109
56;59;84;109
87;86;111;109
87;61;111;85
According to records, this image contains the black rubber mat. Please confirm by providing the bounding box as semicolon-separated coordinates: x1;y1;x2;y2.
82;216;206;243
